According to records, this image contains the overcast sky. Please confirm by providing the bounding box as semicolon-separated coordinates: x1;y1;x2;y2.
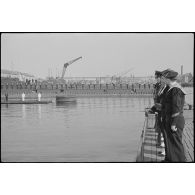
1;33;194;78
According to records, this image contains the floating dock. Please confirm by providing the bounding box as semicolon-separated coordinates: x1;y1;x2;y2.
1;100;52;104
136;110;194;162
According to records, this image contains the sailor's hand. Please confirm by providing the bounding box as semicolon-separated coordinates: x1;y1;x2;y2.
155;103;162;109
155;103;161;107
171;125;177;132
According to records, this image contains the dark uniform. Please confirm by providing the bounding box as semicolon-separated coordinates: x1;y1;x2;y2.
153;82;161;104
160;85;170;161
151;84;170;147
162;70;186;162
153;70;162;103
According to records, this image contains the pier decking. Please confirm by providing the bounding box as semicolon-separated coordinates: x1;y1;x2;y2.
136;110;194;162
183;121;194;161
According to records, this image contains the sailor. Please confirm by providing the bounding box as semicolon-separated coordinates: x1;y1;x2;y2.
5;92;8;102
149;71;161;142
161;69;186;162
38;92;42;101
22;92;25;101
150;71;164;146
157;69;171;161
150;71;170;159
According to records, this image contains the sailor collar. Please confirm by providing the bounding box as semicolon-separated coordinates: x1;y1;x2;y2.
168;82;187;95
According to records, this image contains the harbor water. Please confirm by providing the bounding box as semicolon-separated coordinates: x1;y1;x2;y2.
1;87;193;162
1;97;153;162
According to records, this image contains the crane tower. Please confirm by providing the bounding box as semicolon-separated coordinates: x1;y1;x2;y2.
61;56;82;79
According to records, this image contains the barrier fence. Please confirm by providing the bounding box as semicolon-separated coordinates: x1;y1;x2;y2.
1;83;154;93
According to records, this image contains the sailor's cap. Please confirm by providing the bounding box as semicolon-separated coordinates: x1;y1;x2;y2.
155;70;162;77
161;69;178;79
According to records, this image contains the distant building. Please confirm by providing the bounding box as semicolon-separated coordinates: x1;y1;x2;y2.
20;72;36;82
1;69;36;82
184;73;193;83
45;76;156;85
178;73;193;83
1;69;20;79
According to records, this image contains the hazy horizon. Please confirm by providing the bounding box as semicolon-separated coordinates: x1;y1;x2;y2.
1;33;194;79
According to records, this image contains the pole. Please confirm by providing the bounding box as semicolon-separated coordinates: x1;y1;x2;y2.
181;65;183;75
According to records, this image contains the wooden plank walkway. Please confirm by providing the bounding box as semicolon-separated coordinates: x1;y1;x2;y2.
183;121;194;162
136;113;194;162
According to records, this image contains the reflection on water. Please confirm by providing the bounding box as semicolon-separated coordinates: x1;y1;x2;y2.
22;104;26;119
1;97;153;162
56;101;77;108
38;104;41;119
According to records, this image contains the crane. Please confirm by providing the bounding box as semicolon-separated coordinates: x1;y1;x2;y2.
112;67;134;78
118;67;134;77
111;67;134;83
61;56;82;79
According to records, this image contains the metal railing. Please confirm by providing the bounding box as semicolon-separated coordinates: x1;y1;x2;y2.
136;108;157;162
136;116;147;162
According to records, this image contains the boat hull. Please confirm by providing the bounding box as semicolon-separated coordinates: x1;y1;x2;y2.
56;95;76;103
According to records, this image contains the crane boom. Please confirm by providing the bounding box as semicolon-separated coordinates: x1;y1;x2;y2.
114;67;134;77
120;67;134;77
61;56;82;79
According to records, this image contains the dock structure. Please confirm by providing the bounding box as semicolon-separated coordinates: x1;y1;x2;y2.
1;100;52;104
136;110;194;162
